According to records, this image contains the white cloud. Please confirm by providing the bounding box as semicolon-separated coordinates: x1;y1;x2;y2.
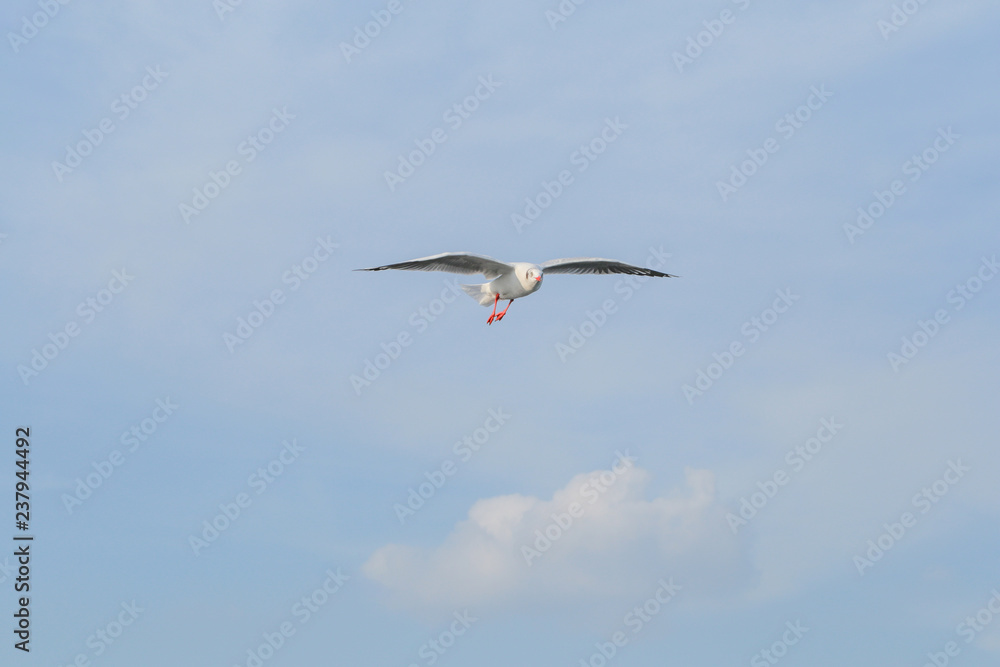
363;456;753;613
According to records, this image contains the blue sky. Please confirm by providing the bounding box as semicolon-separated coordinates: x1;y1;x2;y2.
2;1;999;665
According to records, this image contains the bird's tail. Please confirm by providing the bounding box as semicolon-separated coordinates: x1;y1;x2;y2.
460;282;495;306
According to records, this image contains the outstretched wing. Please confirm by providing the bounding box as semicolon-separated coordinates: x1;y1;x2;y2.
541;257;676;278
356;252;513;279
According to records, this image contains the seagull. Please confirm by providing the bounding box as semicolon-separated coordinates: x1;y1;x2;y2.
357;252;676;324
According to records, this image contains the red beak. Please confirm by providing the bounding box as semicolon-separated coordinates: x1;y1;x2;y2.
534;276;542;281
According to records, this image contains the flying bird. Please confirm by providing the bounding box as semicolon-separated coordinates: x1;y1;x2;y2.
357;252;676;324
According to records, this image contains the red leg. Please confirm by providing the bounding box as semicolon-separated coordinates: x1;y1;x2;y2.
487;293;499;324
495;299;514;322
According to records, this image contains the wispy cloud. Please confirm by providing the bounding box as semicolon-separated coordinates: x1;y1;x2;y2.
364;459;751;612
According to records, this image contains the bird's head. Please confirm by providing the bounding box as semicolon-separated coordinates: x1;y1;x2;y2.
512;263;543;292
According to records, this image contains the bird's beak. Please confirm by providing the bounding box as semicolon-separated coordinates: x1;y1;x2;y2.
534;276;542;282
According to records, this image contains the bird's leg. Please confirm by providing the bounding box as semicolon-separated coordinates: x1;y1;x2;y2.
495;299;514;322
487;293;500;324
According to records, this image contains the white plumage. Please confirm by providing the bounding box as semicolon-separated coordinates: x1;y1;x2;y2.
357;252;675;324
